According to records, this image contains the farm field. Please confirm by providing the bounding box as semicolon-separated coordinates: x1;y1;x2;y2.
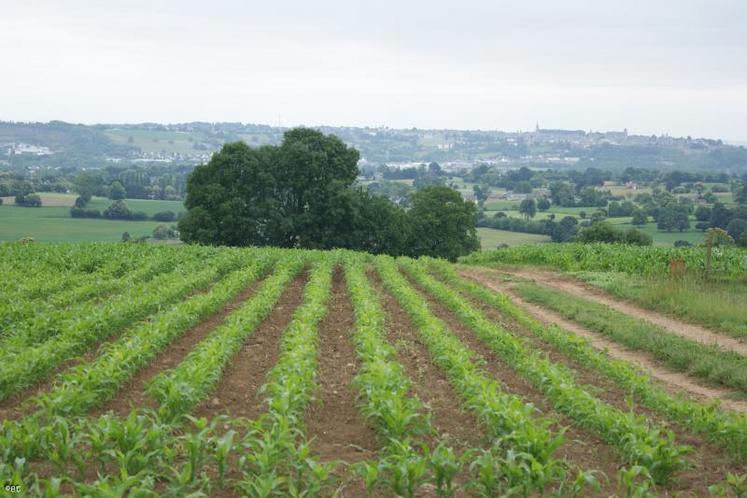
104;129;217;154
1;242;746;496
476;227;551;249
0;194;184;242
482;208;707;246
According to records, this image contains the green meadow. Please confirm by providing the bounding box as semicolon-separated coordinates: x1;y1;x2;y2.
0;194;184;242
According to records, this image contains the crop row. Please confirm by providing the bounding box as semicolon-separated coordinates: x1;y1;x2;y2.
24;252;278;419
236;253;337;496
0;252;189;336
149;253;306;421
344;254;437;496
374;255;567;495
0;249;248;401
427;259;747;461
403;259;689;484
1;248;231;349
1;242;219;301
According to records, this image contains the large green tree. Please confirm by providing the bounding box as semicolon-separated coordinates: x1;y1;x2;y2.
406;186;479;261
180;128;479;259
180;128;359;248
518;198;537;219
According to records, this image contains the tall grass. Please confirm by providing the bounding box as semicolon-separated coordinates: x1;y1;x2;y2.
576;272;747;340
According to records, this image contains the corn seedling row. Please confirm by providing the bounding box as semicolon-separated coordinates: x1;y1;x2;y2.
148;253;306;421
374;256;566;495
404;259;689;485
0;250;247;401
26;253;278;419
429;259;747;462
236;254;337;496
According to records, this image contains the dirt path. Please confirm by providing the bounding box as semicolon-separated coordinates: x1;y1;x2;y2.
458;271;747;493
305;269;379;465
462;270;747;413
498;267;747;357
193;273;308;420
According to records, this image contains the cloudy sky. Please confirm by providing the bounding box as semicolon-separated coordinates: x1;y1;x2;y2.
2;0;746;140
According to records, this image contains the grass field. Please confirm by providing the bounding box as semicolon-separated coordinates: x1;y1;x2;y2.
104;129;215;154
1;243;745;496
482;206;706;246
477;227;550;249
572;270;747;339
606;217;705;246
0;194;184;242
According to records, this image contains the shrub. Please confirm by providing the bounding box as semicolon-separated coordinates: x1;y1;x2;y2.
673;240;692;247
576;221;652;246
15;193;42;207
622;228;653;246
631;209;648;226
152;210;176;222
726;219;747;244
103;200;133;220
70;207;102;218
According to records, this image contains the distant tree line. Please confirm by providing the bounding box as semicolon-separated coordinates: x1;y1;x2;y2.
0;163;189;202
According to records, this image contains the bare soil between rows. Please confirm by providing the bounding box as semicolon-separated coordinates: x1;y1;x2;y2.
305;268;379;465
192;272;308;420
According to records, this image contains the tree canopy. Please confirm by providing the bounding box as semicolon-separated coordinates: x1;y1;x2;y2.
179;128;479;260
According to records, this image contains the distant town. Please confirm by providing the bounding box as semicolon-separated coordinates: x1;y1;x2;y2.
1;120;744;173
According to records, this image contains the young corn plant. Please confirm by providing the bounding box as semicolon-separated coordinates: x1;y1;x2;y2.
343;255;436;496
0;250;247;401
28;252;277;419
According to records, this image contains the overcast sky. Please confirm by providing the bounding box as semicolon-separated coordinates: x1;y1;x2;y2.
2;0;746;140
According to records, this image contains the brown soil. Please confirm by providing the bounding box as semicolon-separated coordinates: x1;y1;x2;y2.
192;273;308;420
305;268;379;465
370;272;488;452
94;279;267;417
502;267;747;356
0;270;233;421
457;270;747;495
461;269;747;413
399;272;627;495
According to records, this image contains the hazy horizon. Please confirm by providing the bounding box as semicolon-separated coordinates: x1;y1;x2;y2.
2;0;746;141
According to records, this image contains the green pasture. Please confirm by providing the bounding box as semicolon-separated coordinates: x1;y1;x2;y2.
476;227;550;250
0;194;184;242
